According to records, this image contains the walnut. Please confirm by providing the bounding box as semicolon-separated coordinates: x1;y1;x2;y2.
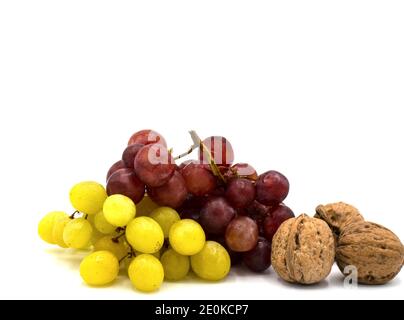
271;214;335;284
336;221;404;285
315;202;364;239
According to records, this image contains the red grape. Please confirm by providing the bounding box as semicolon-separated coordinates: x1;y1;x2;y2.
256;170;289;206
106;160;126;182
106;168;145;204
225;216;258;252
128;129;167;147
134;144;175;187
199;136;234;166
147;171;188;208
122;143;144;168
225;178;256;208
181;162;217;196
243;237;271;272
263;204;295;242
200;197;236;234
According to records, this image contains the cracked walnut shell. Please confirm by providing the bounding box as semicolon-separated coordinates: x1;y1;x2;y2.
271;214;335;284
336;221;404;285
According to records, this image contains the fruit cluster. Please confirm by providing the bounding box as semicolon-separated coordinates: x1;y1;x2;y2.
38;129;295;292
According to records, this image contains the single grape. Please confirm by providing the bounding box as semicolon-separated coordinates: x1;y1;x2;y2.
225;216;258;252
126;217;164;254
256;170;290;206
149;207;181;238
63;218;93;249
103;194;136;227
93;235;129;260
94;210;116;234
38;211;68;244
135;195;159;216
225;163;258;181
169;219;205;256
200;197;236;235
80;251;119;286
190;241;231;281
199;136;234;166
147;171;187;208
225;178;256;208
263;204;295;242
243;237;271;272
128;129;167;147
134;144;175;187
52;217;71;248
106;160;126;182
161;248;190;281
181;162;216;196
122;143;144;168
128;254;164;292
69;181;107;215
106;168;145;204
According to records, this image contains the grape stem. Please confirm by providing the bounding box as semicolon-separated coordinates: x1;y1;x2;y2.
173;130;226;183
173;143;198;160
189;130;226;183
69;211;79;219
112;232;125;243
119;245;136;264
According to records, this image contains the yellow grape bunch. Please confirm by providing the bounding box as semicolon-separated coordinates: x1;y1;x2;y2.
39;178;232;292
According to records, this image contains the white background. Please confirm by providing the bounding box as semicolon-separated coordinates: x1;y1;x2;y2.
0;1;403;300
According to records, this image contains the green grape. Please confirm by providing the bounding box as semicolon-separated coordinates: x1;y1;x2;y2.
103;194;136;227
52;217;71;248
161;248;190;281
80;251;119;286
191;241;231;281
126;217;164;254
150;207;181;238
94;211;116;234
94;235;129;260
38;211;68;244
135;195;159;216
63;218;93;249
69;181;107;215
169;219;205;256
128;254;164;292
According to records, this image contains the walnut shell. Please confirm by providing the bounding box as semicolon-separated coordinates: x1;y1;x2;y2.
315;202;364;238
271;214;335;284
336;221;404;285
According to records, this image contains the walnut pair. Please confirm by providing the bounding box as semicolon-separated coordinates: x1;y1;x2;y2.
271;202;404;285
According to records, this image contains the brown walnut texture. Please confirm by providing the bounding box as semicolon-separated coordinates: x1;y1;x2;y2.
271;214;335;284
336;221;404;285
315;202;364;238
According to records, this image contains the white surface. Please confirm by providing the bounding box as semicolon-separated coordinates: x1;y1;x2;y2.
0;1;403;300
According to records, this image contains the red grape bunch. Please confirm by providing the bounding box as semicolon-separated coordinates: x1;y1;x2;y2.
106;129;295;274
